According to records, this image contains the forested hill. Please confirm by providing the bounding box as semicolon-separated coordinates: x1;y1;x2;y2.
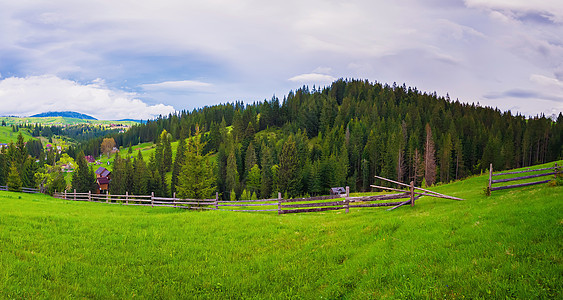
78;79;563;199
30;111;97;120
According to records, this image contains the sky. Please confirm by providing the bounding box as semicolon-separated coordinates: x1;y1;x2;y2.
0;0;562;120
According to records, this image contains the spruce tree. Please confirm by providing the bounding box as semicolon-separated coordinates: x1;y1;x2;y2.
260;143;273;199
279;136;301;198
177;126;216;199
226;148;239;197
246;164;261;196
424;124;437;186
132;150;148;195
171;137;186;195
7;164;22;192
72;152;95;193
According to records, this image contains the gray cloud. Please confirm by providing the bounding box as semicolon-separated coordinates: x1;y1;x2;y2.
0;0;561;117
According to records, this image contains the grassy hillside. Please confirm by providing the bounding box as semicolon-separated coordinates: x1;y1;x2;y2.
0;161;561;298
0;126;36;144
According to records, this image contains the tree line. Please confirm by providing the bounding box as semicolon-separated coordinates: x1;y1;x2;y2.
67;79;563;200
3;79;562;199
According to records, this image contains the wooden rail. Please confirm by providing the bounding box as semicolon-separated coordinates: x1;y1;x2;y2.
0;185;39;193
50;187;422;214
488;163;560;194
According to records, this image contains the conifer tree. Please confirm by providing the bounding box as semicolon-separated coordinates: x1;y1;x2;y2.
260;143;273;198
246;164;261;196
72;152;96;192
7;164;22;192
279;136;301;198
424;124;437;186
177;125;216;199
132;150;148;195
226;147;239;198
171;137;186;195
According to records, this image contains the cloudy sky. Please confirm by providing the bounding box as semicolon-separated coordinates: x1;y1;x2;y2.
0;0;562;120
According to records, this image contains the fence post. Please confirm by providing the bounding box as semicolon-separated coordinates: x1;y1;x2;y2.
172;192;176;208
88;190;91;202
126;191;129;205
74;189;76;201
151;192;154;207
106;191;109;203
215;192;219;210
64;190;67;200
555;163;559;179
345;186;350;213
277;192;282;215
410;181;415;207
488;163;493;195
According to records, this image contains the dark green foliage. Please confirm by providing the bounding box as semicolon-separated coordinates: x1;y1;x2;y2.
71;152;96;193
7;164;22;192
68;79;562;198
177;126;216;199
132;150;148;195
171;137;186;195
279;136;301;198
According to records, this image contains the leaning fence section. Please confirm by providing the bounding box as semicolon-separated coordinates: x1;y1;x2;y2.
488;163;560;194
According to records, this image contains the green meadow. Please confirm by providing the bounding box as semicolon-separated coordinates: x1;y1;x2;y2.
0;126;36;144
0;162;561;298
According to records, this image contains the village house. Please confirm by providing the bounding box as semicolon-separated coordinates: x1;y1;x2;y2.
95;167;111;194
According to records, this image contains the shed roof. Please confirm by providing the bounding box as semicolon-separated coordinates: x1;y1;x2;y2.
95;167;111;177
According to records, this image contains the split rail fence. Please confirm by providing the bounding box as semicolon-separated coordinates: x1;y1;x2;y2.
0;185;41;193
488;163;560;194
52;175;463;214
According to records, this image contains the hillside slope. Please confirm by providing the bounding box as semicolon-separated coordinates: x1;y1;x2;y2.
0;161;561;298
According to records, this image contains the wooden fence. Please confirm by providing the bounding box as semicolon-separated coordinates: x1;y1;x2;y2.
0;185;40;193
53;190;217;210
51;184;443;214
488;163;560;194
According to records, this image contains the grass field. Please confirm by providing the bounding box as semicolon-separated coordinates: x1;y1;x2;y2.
0;126;36;144
0;161;561;298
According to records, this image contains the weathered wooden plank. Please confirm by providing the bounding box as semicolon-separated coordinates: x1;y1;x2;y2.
491;180;551;191
373;176;464;200
491;172;557;184
280;195;338;203
281;200;346;209
348;193;409;202
349;201;405;208
219;203;279;207
493;167;557;176
217;198;279;203
218;209;279;212
280;206;345;214
387;200;411;211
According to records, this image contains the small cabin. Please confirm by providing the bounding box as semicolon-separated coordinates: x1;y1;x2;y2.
95;167;111;193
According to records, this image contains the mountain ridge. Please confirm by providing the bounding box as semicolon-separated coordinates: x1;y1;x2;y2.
30;111;97;120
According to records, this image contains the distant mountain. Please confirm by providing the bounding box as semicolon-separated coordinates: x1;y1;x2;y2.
30;111;97;120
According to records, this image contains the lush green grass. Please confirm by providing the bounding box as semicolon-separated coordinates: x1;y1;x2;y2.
0;162;561;298
0;126;36;144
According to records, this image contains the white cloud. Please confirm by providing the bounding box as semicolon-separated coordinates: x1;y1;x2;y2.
140;80;213;92
288;73;337;85
530;74;563;89
0;75;175;120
